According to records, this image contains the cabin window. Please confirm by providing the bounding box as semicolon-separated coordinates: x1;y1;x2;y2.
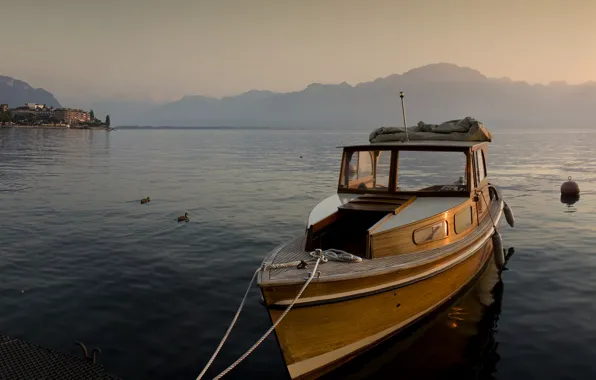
340;150;392;191
474;150;487;185
454;206;473;233
413;221;448;244
396;151;468;192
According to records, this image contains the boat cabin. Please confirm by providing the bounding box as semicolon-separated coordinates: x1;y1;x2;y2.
305;140;491;259
338;140;488;197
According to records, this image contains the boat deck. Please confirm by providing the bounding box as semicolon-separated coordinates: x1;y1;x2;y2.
0;333;120;380
262;200;502;285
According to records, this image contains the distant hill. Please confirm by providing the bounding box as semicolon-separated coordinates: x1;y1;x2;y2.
0;76;62;108
133;63;596;129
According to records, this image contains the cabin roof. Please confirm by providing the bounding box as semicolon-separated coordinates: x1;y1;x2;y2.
339;140;487;151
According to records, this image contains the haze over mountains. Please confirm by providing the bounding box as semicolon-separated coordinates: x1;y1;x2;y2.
3;63;596;128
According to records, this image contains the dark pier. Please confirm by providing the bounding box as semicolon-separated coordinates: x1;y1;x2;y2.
0;333;120;379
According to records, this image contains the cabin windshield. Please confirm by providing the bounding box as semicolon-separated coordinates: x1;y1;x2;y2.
339;149;469;193
339;150;391;191
397;151;468;192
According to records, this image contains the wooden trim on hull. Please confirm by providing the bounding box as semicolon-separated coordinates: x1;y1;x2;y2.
261;199;502;288
369;197;478;258
265;236;495;379
261;202;502;306
270;208;499;308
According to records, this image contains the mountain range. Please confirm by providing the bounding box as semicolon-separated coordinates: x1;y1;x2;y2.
128;63;596;129
0;76;61;108
4;63;596;128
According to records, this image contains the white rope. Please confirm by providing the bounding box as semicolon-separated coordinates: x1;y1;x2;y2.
265;261;303;269
198;256;323;380
195;267;260;380
211;256;322;379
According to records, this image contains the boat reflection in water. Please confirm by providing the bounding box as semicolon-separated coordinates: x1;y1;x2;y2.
322;258;507;380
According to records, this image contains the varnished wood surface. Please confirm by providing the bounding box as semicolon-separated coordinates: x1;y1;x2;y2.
337;194;414;212
307;195;415;253
305;211;340;251
370;197;479;258
338;202;402;212
261;234;489;306
261;199;501;286
265;236;494;379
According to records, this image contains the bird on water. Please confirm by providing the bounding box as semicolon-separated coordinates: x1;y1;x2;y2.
140;197;151;204
177;212;189;222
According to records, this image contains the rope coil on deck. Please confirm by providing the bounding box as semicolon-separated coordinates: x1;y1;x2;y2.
264;248;361;270
196;249;334;380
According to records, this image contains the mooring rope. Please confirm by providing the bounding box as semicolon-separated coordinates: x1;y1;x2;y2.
195;267;261;380
477;184;504;229
210;256;323;380
266;260;309;269
196;250;328;380
479;191;497;228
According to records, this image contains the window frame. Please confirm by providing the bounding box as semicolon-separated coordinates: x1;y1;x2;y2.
338;149;394;192
473;149;488;188
412;220;449;245
454;206;474;234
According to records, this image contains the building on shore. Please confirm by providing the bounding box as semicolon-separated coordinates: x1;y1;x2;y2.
25;103;47;110
53;108;90;124
11;106;37;116
11;103;55;116
5;103;94;126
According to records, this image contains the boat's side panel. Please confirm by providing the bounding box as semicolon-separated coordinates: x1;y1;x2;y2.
370;198;478;258
374;197;467;233
266;237;494;379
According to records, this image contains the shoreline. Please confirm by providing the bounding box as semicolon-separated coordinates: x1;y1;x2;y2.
1;125;112;130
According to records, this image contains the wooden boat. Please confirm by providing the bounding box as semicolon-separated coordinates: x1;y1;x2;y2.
257;128;514;379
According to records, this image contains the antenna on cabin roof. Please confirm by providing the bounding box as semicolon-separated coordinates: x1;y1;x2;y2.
399;91;409;141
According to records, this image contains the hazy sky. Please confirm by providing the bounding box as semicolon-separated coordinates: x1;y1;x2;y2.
2;0;595;106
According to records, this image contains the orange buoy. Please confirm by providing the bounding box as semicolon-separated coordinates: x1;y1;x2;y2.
561;176;580;196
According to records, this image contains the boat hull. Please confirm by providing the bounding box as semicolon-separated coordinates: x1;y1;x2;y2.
261;235;494;379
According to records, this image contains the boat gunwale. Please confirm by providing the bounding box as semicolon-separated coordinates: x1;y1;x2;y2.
265;209;499;308
259;199;502;287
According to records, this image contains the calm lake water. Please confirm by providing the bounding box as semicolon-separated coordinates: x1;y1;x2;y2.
1;127;595;380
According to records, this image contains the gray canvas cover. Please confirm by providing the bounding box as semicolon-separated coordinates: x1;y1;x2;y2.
369;116;492;143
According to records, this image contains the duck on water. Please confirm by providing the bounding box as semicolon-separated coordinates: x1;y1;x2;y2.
198;112;515;380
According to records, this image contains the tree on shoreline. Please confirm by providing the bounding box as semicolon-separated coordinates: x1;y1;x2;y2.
106;115;111;127
90;109;95;121
0;110;12;124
